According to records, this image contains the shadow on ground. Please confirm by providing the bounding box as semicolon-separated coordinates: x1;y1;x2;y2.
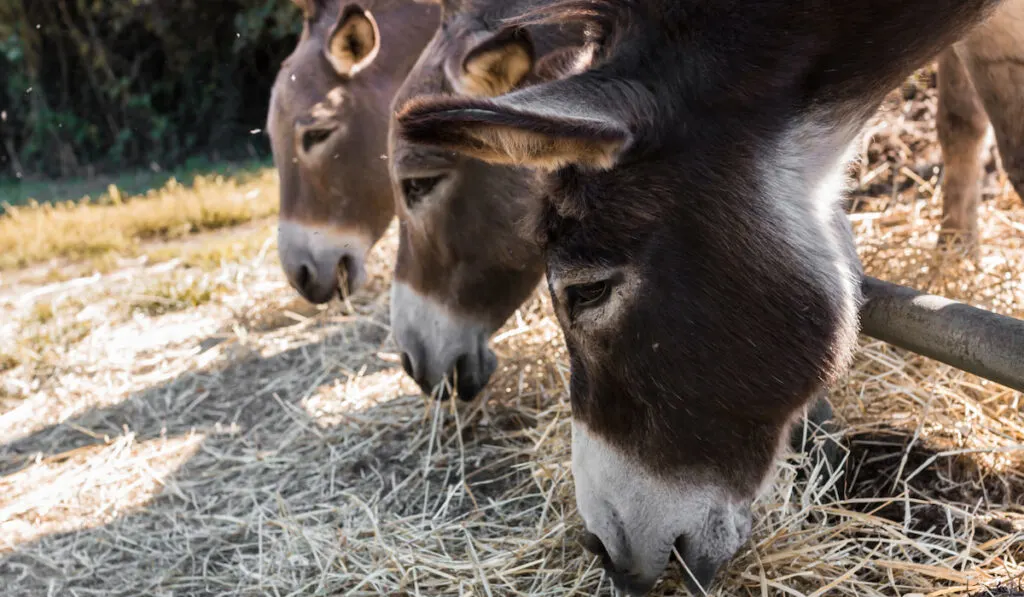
0;305;540;596
843;425;1024;539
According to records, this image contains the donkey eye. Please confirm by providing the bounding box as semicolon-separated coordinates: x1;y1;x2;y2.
566;280;611;318
402;175;445;208
301;128;334;153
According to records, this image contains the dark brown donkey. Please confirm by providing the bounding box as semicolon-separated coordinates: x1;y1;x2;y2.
386;0;589;400
397;0;1006;594
388;0;1024;401
268;0;437;303
937;1;1024;247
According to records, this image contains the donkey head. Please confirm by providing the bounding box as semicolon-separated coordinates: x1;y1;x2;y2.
268;0;437;303
387;1;585;400
398;0;1000;593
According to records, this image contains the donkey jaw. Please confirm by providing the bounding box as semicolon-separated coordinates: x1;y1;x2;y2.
571;421;753;596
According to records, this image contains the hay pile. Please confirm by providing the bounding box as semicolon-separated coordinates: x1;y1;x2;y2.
1;67;1022;596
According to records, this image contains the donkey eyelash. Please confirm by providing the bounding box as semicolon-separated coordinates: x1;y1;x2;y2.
301;128;334;153
402;175;446;208
566;279;612;319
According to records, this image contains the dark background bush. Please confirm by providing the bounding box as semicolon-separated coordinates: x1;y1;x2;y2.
0;0;302;182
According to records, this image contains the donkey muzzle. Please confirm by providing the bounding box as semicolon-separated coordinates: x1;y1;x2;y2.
278;220;369;303
391;281;498;401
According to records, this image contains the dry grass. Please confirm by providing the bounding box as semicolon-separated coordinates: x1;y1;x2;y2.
0;170;279;271
0;66;1022;596
143;224;280;272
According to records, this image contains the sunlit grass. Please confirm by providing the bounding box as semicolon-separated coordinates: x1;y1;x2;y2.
126;274;227;316
0;169;278;270
0;432;206;550
143;224;276;271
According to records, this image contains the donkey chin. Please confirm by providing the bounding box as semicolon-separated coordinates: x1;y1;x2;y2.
390;281;499;401
572;420;755;596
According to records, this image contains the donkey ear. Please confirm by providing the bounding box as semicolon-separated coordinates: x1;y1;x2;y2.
325;5;381;77
456;27;534;97
397;78;642;171
532;45;595;82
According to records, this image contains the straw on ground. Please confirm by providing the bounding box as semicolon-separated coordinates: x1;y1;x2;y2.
0;66;1022;597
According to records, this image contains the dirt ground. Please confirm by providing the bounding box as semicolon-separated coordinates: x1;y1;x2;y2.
1;66;1023;596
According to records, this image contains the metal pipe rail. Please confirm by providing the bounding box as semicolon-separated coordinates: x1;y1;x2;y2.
859;276;1024;393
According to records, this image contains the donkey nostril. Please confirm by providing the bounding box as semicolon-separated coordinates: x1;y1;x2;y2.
401;351;438;398
580;531;611;563
453;352;488;401
674;534;687;558
674;533;718;593
338;254;355;295
295;263;314;292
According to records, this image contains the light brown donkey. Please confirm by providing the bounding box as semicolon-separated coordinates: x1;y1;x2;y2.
267;0;438;303
938;1;1024;247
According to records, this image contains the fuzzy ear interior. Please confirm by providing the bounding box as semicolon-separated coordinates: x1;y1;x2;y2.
456;27;534;97
325;5;381;77
397;84;635;171
531;44;596;83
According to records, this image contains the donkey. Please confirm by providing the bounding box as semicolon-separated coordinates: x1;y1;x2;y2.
388;0;1024;402
267;0;437;303
396;0;1006;594
937;8;1024;247
386;0;588;400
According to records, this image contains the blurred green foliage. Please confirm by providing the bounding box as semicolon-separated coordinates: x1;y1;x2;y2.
0;0;302;181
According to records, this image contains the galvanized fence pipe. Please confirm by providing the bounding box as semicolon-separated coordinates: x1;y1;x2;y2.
859;276;1024;393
